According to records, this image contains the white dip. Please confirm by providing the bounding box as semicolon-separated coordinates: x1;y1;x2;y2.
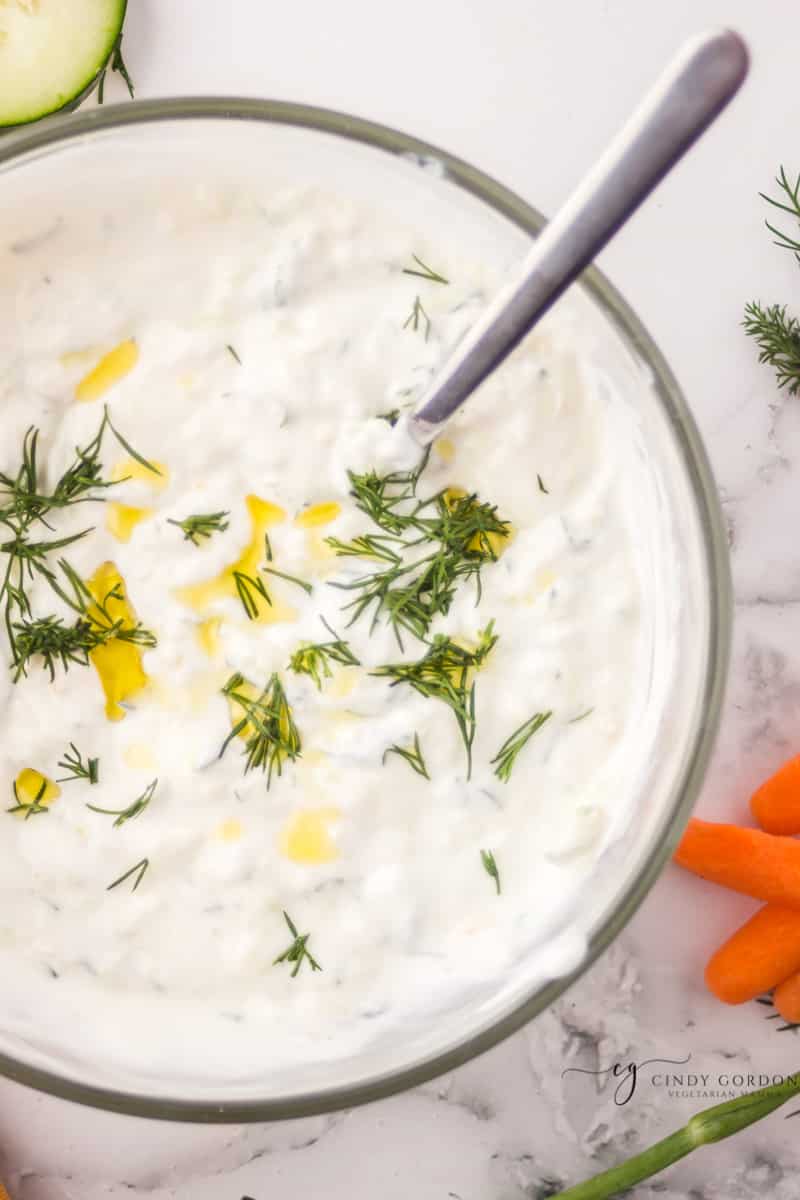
0;179;663;1088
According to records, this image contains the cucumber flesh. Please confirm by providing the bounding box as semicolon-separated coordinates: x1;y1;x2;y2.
0;0;127;129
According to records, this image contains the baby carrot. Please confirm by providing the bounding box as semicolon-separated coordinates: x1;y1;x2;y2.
705;904;800;1004
751;754;800;835
674;818;800;908
774;972;800;1025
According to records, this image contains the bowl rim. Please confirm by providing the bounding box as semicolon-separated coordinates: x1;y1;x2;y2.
0;96;732;1123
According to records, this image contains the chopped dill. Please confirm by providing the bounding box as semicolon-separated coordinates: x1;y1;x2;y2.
88;778;157;828
492;711;552;783
325;533;403;564
9;615;97;681
107;857;149;893
0;409;157;673
0;421;112;529
345;451;431;535
537;473;549;494
233;569;272;620
168;511;230;546
403;295;431;340
9;561;156;682
273;910;322;977
329;481;510;646
262;565;313;595
480;849;501;894
226;344;242;364
288;619;360;689
7;777;49;820
372;623;497;777
402;254;449;285
383;733;429;779
103;405;161;477
377;409;400;426
220;672;301;787
57;743;99;785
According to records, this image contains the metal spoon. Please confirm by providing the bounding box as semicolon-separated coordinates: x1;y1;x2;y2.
409;29;749;444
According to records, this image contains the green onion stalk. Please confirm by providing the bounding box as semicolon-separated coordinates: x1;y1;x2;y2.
550;1070;800;1199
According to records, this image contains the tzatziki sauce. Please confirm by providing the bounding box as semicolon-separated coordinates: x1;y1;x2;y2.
0;178;666;1087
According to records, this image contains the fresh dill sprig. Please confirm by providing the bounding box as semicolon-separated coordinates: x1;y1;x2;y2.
288;619;360;689
107;857;149;893
9;568;156;682
372;623;497;777
0;426;46;527
426;489;511;577
8;608;154;681
0;422;111;529
9;615;97;681
537;473;549;494
226;344;242;364
329;486;510;646
7;777;49;820
9;558;156;682
480;849;501;894
97;30;135;103
0;412;120;529
220;673;302;786
233;569;272;620
491;710;552;783
1;525;93;674
402;254;449;285
345;452;431;535
168;511;230;546
383;733;429;779
262;565;313;595
0;528;93;575
273;910;322;977
743;302;800;395
744;167;800;396
760;166;800;257
403;295;431;340
88;778;157;828
0;409;156;672
57;560;156;645
57;743;99;785
49;427;113;510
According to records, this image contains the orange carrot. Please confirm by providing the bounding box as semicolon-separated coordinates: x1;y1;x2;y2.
773;971;800;1024
674;817;800;908
705;904;800;1003
751;754;800;834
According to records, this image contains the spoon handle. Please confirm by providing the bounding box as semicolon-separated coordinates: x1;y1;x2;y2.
410;29;749;441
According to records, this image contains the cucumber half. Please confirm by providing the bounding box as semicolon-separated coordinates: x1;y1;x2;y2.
0;0;128;129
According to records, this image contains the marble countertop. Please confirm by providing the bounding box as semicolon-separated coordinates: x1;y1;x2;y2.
3;1;800;1197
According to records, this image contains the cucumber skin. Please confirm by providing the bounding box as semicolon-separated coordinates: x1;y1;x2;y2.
0;0;128;131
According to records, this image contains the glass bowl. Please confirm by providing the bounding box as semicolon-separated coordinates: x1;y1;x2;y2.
0;99;731;1121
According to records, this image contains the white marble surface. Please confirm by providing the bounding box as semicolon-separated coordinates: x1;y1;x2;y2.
3;1;800;1196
